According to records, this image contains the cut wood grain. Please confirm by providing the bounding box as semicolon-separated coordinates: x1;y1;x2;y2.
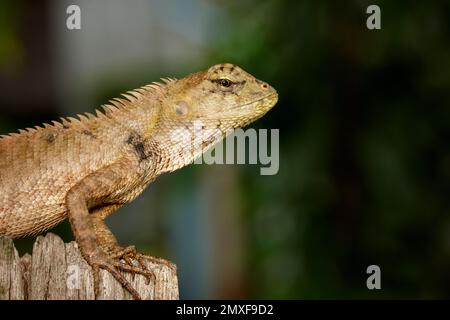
0;233;178;300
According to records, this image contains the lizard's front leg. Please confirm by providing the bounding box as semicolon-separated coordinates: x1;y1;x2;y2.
90;204;176;276
89;205;154;284
65;161;154;300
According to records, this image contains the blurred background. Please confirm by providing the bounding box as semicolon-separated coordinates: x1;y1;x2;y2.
1;0;449;299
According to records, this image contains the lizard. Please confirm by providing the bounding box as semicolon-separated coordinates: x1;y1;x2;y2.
0;63;278;299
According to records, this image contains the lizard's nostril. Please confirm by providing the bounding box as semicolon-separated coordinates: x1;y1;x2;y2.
261;83;268;90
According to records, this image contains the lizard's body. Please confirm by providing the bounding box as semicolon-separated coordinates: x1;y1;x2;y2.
0;85;164;237
0;63;278;299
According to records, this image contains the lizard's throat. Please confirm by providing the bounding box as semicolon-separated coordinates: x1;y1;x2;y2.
156;127;226;173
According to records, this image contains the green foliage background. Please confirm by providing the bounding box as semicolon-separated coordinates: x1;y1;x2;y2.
208;0;450;298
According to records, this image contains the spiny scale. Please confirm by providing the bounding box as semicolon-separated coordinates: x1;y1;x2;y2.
0;79;174;141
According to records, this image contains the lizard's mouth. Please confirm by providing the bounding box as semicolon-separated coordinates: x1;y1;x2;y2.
210;92;278;128
230;92;279;111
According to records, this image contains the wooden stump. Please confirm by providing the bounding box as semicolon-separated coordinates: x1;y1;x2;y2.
0;233;179;300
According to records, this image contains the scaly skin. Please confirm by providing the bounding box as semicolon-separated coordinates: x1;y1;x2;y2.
0;63;278;299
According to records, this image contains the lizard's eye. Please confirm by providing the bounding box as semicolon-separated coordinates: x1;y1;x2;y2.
218;78;232;87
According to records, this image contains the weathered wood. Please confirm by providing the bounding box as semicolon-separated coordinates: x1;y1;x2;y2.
0;233;178;300
0;237;24;299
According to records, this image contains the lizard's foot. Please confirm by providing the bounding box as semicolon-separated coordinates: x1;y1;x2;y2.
110;245;155;285
88;249;156;300
113;246;177;272
110;245;176;280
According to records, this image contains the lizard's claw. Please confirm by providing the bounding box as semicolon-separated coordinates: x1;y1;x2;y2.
110;245;156;285
111;246;177;285
112;245;176;271
88;249;156;300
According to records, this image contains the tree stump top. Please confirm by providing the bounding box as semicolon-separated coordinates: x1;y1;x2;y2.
0;233;178;300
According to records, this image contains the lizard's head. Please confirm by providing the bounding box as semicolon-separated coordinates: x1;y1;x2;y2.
156;63;278;171
163;63;278;128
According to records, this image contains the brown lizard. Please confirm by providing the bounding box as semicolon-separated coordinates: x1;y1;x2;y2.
0;63;278;299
